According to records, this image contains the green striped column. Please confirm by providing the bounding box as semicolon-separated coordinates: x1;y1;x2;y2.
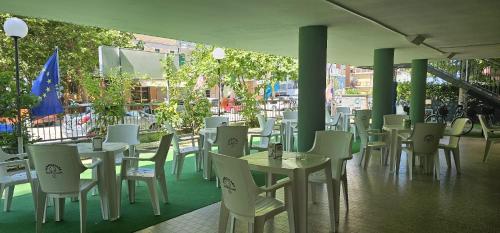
298;25;327;152
372;48;395;129
410;59;428;124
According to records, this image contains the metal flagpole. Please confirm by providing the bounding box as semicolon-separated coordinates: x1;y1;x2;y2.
14;37;23;154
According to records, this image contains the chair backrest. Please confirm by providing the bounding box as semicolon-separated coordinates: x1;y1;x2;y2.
204;117;229;128
283;110;298;120
28;144;86;194
331;112;341;125
210;152;257;219
354;117;369;146
336;107;351;115
258;118;276;148
383;114;408;126
257;114;266;130
478;115;491;140
411;123;445;154
215;126;248;158
151;133;174;171
355;109;371;129
163;121;181;153
105;124;140;146
447;118;469;147
309;130;353;178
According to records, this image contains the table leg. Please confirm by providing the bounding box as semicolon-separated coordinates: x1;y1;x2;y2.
54;198;65;221
99;151;120;220
293;169;308;233
324;165;337;232
203;140;213;180
218;200;230;233
389;129;397;172
266;172;277;198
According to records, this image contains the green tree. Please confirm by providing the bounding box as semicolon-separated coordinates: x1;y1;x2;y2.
0;14;135;103
81;69;135;136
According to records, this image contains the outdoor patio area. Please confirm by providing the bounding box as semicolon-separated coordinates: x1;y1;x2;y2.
139;136;500;233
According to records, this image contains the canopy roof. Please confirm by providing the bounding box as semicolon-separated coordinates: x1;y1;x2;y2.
1;0;499;65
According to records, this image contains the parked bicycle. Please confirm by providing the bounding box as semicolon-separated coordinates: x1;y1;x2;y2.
425;104;474;135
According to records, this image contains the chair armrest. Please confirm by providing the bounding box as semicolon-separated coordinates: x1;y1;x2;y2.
136;148;157;154
122;157;153;162
0;159;28;167
366;129;380;133
367;131;386;136
257;178;291;193
85;159;102;169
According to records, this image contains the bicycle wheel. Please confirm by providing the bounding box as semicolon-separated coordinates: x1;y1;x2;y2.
425;114;438;123
451;117;474;135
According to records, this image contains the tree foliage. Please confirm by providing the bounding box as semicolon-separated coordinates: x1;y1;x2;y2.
81;69;135;136
0;14;135;103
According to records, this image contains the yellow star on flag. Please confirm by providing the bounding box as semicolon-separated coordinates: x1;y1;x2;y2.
47;79;52;84
46;87;50;92
42;93;47;98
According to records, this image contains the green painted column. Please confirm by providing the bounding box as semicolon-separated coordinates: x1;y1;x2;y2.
371;48;395;129
410;59;428;124
298;25;327;152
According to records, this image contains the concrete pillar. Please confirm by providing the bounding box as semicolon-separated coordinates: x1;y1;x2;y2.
410;59;428;124
371;48;394;129
297;25;327;152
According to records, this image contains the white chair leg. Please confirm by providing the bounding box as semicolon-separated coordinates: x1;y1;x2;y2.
443;149;452;169
3;185;14;212
363;147;372;169
248;222;254;233
79;192;88;233
229;216;236;233
253;218;265;233
284;186;295;233
146;179;160;215
0;184;4;211
36;191;47;233
341;173;349;211
176;155;185;181
128;180;136;204
358;147;365;166
157;173;169;203
452;148;461;174
483;140;492;162
171;153;178;174
434;153;441;181
407;151;413;180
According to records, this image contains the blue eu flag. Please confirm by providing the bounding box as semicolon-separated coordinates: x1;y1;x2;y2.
31;49;63;117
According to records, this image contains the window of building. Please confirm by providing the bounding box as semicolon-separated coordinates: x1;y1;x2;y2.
154;48;160;53
132;86;151;103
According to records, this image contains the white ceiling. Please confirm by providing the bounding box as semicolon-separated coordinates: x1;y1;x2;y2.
1;0;499;65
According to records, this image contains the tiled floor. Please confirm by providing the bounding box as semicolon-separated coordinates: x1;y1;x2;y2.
137;137;500;233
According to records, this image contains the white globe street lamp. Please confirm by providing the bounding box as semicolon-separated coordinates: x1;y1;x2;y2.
4;17;29;153
212;48;225;116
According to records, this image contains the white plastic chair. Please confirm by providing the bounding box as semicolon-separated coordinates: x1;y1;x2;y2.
438;118;469;173
283;110;298;120
105;124;140;162
256;114;266;131
402;123;445;180
355;111;389;168
164;121;201;180
210;126;249;158
204;116;229;128
29;144;102;233
250;118;276;152
336;107;351;131
211;152;294;233
0;149;36;213
308;130;353;223
326;111;341;130
478;115;500;162
119;133;173;216
383;114;408;126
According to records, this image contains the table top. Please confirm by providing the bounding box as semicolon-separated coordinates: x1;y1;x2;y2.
76;142;128;156
241;151;330;173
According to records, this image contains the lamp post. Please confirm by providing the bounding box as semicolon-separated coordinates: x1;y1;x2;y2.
212;47;225;116
3;17;28;154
